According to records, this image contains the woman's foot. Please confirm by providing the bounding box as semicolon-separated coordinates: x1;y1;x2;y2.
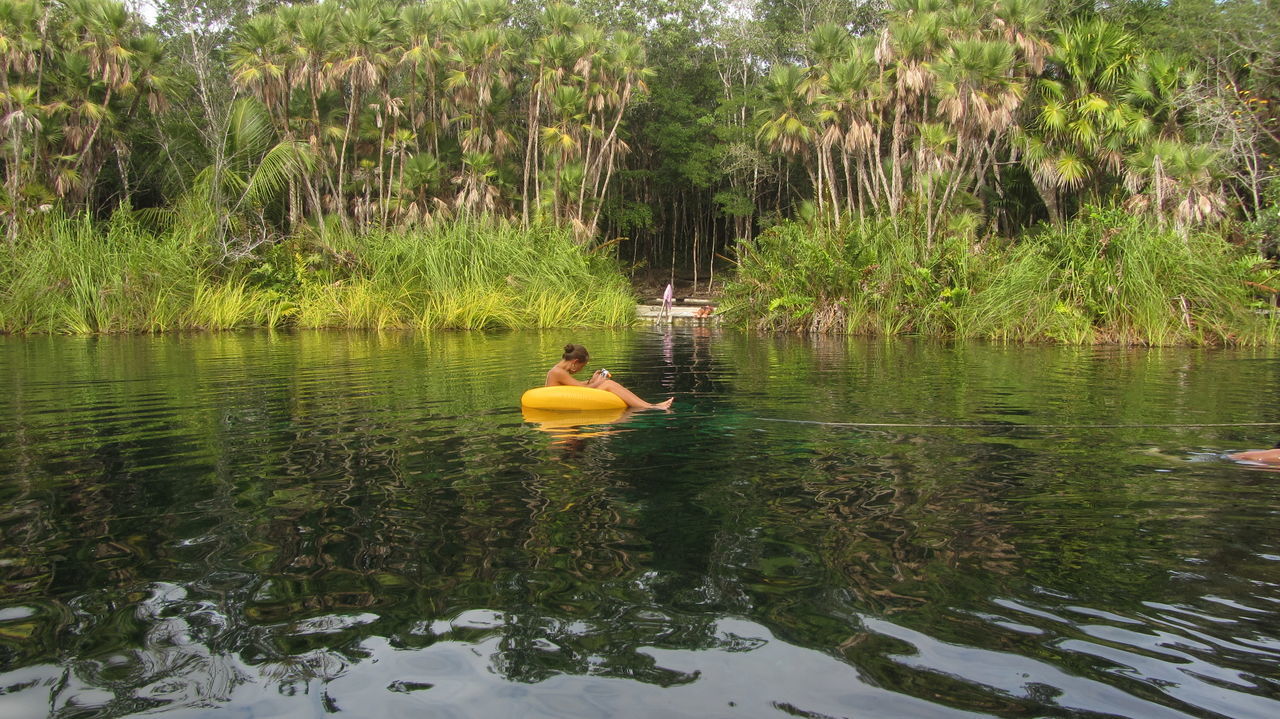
651;397;674;410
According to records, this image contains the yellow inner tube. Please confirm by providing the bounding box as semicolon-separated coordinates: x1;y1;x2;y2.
521;406;627;429
521;385;627;410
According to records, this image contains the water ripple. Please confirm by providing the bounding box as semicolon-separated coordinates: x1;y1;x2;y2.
2;331;1279;717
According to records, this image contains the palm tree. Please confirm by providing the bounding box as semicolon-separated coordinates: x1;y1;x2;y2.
397;2;442;159
108;31;170;199
818;48;881;217
584;30;650;236
61;0;136;202
288;3;339;221
230;13;287;119
1125;139;1225;232
523;3;581;224
386;126;415;222
184;98;316;255
808;23;853;219
757;63;815;211
930;37;1023;239
1126;51;1188;140
0;0;43;225
1017;18;1145;223
1;84;44;232
333;0;393;224
0;0;41;95
879;0;948;213
811;26;884;219
47;50;104;205
397;151;442;223
990;0;1049;74
540;82;586;222
443;14;514;213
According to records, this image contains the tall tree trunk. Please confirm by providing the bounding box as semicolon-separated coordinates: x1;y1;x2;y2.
522;81;542;226
889;103;904;214
337;83;361;226
72;87;113;181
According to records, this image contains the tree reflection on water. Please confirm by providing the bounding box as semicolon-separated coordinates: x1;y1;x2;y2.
1;331;1279;717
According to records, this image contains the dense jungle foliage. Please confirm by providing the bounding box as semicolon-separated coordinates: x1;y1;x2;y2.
1;0;1278;339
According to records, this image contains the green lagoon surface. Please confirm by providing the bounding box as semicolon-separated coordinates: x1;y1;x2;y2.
1;329;1279;718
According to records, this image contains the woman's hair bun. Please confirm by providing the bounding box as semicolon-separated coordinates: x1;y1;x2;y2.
561;343;589;361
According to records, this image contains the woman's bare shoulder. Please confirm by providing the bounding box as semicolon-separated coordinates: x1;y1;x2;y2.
545;366;574;386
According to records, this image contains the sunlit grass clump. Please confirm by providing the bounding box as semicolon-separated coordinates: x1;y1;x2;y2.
0;211;636;334
964;208;1278;345
285;219;635;329
719;213;991;336
720;207;1279;346
0;209;208;334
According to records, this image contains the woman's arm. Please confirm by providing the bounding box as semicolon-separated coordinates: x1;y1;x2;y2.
547;366;607;388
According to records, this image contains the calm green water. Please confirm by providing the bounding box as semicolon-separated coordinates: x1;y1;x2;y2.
2;329;1279;719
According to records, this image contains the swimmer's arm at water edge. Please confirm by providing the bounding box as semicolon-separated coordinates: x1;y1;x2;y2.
1228;448;1280;465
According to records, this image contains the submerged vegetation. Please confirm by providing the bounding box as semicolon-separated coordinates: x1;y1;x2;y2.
0;0;1277;341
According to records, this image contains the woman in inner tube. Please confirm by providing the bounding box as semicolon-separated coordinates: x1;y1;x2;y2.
546;344;674;410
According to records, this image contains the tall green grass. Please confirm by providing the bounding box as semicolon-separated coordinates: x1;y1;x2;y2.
7;206;1273;344
291;219;635;329
720;208;1279;346
964;208;1278;345
720;213;989;336
0;211;636;334
0;209;209;334
184;280;288;330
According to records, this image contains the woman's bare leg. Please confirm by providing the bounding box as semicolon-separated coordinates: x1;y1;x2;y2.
599;379;673;409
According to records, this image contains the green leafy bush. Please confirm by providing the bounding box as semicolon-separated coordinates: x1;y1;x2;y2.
720;214;986;336
721;208;1277;345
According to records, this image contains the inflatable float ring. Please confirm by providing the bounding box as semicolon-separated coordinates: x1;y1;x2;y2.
522;406;627;429
521;386;627;410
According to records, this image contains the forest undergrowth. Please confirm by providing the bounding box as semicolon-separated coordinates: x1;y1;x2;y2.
719;208;1280;346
